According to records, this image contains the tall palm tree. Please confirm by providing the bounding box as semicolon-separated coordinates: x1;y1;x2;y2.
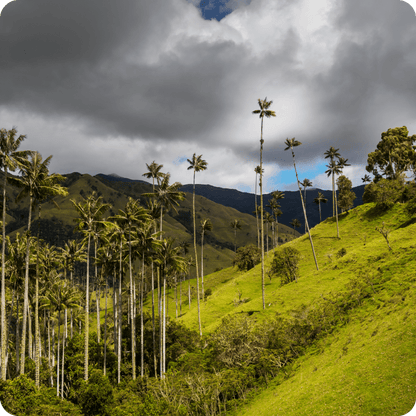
362;174;371;184
324;147;341;217
200;218;212;301
313;192;328;223
290;218;301;231
300;179;313;233
143;161;165;189
0;127;28;381
109;197;149;381
143;173;184;376
230;219;242;253
252;97;276;310
186;154;207;337
9;152;68;378
325;160;343;238
284;138;319;270
267;191;284;249
254;166;262;249
71;192;110;381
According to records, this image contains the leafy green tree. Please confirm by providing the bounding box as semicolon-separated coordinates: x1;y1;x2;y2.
0;127;28;382
362;176;406;210
285;138;319;271
232;244;260;271
313;192;328;222
200;218;212;301
270;247;301;285
187;154;207;337
253;98;276;310
78;369;114;416
366;126;416;180
337;175;356;212
9;152;67;379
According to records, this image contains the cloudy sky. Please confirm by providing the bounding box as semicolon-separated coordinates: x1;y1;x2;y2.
0;0;415;192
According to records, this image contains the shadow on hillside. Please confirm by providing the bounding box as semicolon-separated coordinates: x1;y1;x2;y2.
398;217;416;229
363;204;389;219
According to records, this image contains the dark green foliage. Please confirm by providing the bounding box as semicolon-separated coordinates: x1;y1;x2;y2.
204;288;212;299
336;247;347;258
336;175;356;212
232;244;260;271
270;247;301;285
362;177;406;210
366;126;416;180
78;369;114;416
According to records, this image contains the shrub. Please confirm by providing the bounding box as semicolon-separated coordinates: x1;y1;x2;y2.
78;369;114;416
362;177;405;210
336;247;347;258
269;247;301;285
232;244;260;271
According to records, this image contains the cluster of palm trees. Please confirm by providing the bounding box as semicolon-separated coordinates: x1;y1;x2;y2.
0;128;216;395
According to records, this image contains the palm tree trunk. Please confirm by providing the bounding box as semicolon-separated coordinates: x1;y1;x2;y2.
141;255;145;378
334;173;340;238
1;168;8;380
57;309;61;397
84;234;91;381
128;225;136;380
319;201;322;222
16;297;20;374
201;231;205;302
104;275;107;377
260;118;265;310
151;262;157;378
192;172;202;337
20;195;33;375
162;275;166;377
291;149;319;271
61;309;67;399
117;237;122;384
255;172;259;249
95;239;100;343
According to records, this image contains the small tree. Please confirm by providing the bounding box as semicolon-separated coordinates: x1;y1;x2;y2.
313;192;328;222
290;218;301;231
270;247;301;285
362;176;406;210
232;244;260;271
230;219;242;253
337;175;356;212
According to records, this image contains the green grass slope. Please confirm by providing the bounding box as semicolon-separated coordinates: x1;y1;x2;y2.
160;201;416;415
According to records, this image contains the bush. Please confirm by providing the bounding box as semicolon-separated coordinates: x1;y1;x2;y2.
362;177;405;210
336;247;347;258
269;247;301;285
78;369;114;416
232;244;260;271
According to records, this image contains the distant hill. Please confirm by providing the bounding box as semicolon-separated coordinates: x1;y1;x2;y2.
2;172;300;277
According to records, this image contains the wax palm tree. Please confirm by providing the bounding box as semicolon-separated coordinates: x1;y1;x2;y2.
9;152;67;377
253;97;276;310
230;219;242;253
254;165;263;248
325;160;343;238
290;218;301;231
109;197;149;380
300;179;313;233
134;221;161;377
284;138;319;270
0;127;29;381
187;153;207;337
200;218;212;301
263;212;273;253
362;174;371;184
158;238;186;377
267;190;284;248
324;147;341;216
71;192;110;381
143;173;184;375
314;192;328;223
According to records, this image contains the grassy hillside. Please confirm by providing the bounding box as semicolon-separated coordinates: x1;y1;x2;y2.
2;171;299;276
151;201;416;415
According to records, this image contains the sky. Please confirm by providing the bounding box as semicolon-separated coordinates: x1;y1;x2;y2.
0;0;416;193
